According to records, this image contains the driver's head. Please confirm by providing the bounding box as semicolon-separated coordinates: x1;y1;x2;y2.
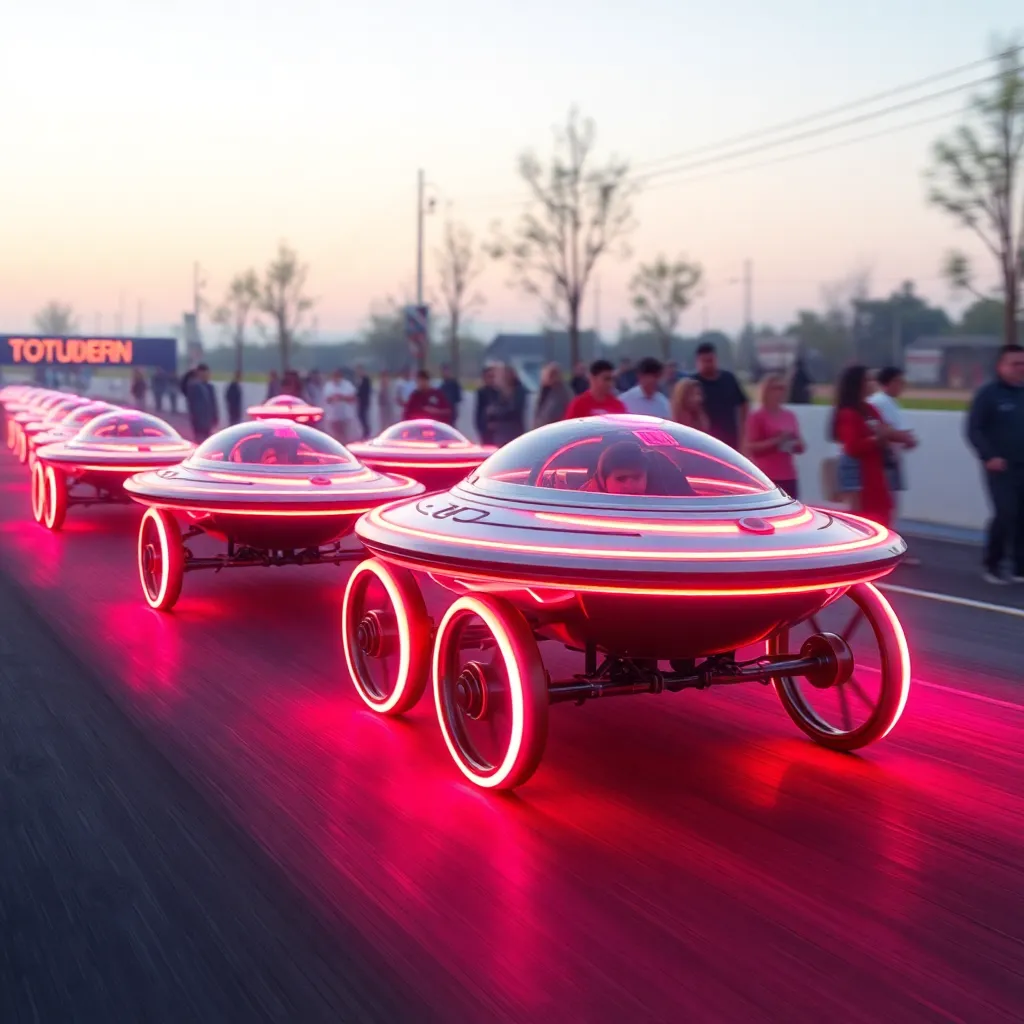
596;441;648;495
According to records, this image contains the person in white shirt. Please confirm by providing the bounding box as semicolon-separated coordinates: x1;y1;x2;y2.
620;357;672;418
321;368;357;444
394;367;416;409
869;366;919;564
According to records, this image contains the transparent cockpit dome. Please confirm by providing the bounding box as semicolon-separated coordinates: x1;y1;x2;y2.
42;397;90;422
374;419;470;447
72;411;188;447
265;394;305;408
472;415;776;499
191;420;357;467
63;402;117;429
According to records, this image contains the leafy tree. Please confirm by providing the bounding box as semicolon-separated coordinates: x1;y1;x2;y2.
629;255;703;359
958;296;1006;335
34;301;78;336
212;270;261;376
925;41;1024;345
488;108;636;367
852;281;951;366
258;244;314;372
435;218;485;376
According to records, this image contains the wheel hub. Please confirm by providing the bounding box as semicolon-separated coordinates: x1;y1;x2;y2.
142;543;158;576
357;612;385;658
800;631;854;689
454;662;488;719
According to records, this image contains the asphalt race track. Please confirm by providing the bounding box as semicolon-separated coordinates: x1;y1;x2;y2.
0;451;1022;1023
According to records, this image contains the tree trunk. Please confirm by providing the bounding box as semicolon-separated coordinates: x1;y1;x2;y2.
1005;265;1019;345
235;333;244;378
568;304;580;369
659;330;670;362
450;313;460;377
280;320;290;373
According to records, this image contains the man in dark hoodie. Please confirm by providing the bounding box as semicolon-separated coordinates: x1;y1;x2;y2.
966;344;1024;584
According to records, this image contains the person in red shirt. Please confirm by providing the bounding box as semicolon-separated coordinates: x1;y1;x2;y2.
564;359;627;419
831;364;897;527
403;370;453;423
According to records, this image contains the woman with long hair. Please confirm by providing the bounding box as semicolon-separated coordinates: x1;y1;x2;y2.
670;377;709;431
533;362;571;427
831;364;897;526
745;372;805;497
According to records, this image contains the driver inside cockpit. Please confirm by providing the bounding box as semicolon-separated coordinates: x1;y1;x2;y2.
582;441;650;495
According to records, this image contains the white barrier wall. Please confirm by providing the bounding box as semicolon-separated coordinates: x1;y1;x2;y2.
85;377;990;533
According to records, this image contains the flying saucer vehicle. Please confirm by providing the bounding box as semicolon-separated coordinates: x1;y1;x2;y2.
347;420;497;493
124;420;424;611
26;400;119;466
32;411;194;531
246;393;324;425
342;414;911;791
16;395;94;463
8;391;71;453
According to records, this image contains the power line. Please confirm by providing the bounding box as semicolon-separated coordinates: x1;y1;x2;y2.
637;68;1012;185
640;106;963;193
631;50;1003;173
452;53;1015;214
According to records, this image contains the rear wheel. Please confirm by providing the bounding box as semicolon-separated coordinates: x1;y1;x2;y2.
432;594;548;790
43;466;67;532
769;582;910;751
342;559;431;715
138;508;184;611
30;460;46;523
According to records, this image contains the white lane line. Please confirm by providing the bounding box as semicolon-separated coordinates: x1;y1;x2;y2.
879;582;1024;620
854;664;1024;712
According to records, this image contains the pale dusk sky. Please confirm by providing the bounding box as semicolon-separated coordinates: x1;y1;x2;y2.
2;0;1021;344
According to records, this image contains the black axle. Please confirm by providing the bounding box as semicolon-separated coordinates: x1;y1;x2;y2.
548;636;851;705
182;544;364;573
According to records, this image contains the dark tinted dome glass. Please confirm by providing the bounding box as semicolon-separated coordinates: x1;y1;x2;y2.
377;420;468;446
76;411;184;443
193;421;356;466
265;395;304;407
474;415;775;498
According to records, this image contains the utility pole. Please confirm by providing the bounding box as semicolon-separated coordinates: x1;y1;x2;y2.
115;292;125;334
594;275;601;342
193;261;201;321
416;169;425;306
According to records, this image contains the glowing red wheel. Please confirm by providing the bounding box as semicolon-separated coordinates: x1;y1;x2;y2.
30;460;46;523
138;508;185;611
343;559;431;715
768;582;910;751
43;466;67;532
16;428;28;463
432;594;548;790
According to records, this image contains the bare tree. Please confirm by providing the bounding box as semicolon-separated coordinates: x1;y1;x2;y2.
34;301;79;336
487;108;636;367
926;41;1024;344
629;255;703;359
435;217;485;375
213;270;261;377
258;244;314;373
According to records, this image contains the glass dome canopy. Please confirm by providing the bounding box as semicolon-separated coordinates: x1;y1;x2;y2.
69;410;190;450
190;420;358;468
470;415;776;500
373;420;472;448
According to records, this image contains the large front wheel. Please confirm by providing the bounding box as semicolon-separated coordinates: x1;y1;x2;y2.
768;582;910;751
342;559;431;715
138;508;184;611
432;594;548;790
30;460;46;523
42;466;67;532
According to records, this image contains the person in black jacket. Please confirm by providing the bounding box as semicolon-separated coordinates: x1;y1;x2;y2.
966;344;1024;584
186;364;219;443
474;365;499;445
225;372;243;426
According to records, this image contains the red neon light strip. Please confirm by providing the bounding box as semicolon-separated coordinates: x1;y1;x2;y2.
368;505;891;561
533;508;813;534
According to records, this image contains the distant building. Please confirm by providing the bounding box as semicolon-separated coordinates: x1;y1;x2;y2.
484;331;602;391
904;335;1003;388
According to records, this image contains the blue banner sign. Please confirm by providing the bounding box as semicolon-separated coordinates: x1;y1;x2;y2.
0;335;178;372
